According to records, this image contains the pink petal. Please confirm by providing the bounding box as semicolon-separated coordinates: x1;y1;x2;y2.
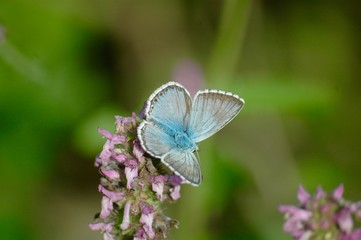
120;201;131;230
98;128;114;139
101;169;120;180
152;182;164;201
133;140;145;163
89;222;113;232
140;204;155;239
99;185;124;202
333;184;344;200
113;154;127;163
297;186;311;205
104;232;114;240
99;140;112;158
134;227;147;240
336;208;353;233
124;160;138;189
168;175;183;186
150;176;167;201
170;185;181;200
100;196;113;218
316;186;326;199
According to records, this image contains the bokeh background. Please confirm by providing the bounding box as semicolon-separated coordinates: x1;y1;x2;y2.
1;0;361;239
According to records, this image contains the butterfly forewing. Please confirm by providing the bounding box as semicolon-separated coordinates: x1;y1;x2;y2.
189;90;244;143
162;149;202;186
145;82;192;132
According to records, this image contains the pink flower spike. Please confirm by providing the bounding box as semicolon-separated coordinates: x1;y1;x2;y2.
140;203;155;239
297;186;311;205
98;185;124;202
333;184;344;200
124;160;138;189
170;185;181;200
120;201;132;230
101;169;120;180
100;196;113;218
150;176;167;201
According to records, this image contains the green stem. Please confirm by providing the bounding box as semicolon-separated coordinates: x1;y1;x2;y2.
206;0;252;87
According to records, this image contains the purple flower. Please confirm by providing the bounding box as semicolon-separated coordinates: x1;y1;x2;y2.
170;185;181;201
316;186;326;199
98;186;124;218
150;176;167;201
297;186;311;206
336;208;353;233
100;196;113;218
115;114;137;133
98;185;124;202
124;160;138;189
134;227;147;240
333;184;344;200
98;128;125;144
168;175;183;200
133;139;145;163
101;169;120;180
89;222;114;240
97;128;126;166
279;205;312;235
113;154;127;163
89;222;113;231
168;175;183;186
120;201;132;230
341;229;361;240
140;202;155;239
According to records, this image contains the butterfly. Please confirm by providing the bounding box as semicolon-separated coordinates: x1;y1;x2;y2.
137;82;244;186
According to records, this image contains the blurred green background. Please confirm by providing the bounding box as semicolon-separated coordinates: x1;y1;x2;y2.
1;0;360;239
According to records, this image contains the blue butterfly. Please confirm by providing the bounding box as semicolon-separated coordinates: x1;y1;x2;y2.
137;82;244;186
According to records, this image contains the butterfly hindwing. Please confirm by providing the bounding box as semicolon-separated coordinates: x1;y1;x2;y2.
189;90;244;143
137;121;176;158
161;149;202;186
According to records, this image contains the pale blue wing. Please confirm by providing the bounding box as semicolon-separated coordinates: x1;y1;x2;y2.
137;121;176;158
161;149;202;186
144;82;192;133
189;90;244;143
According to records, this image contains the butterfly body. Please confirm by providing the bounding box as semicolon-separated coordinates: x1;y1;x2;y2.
137;82;244;186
